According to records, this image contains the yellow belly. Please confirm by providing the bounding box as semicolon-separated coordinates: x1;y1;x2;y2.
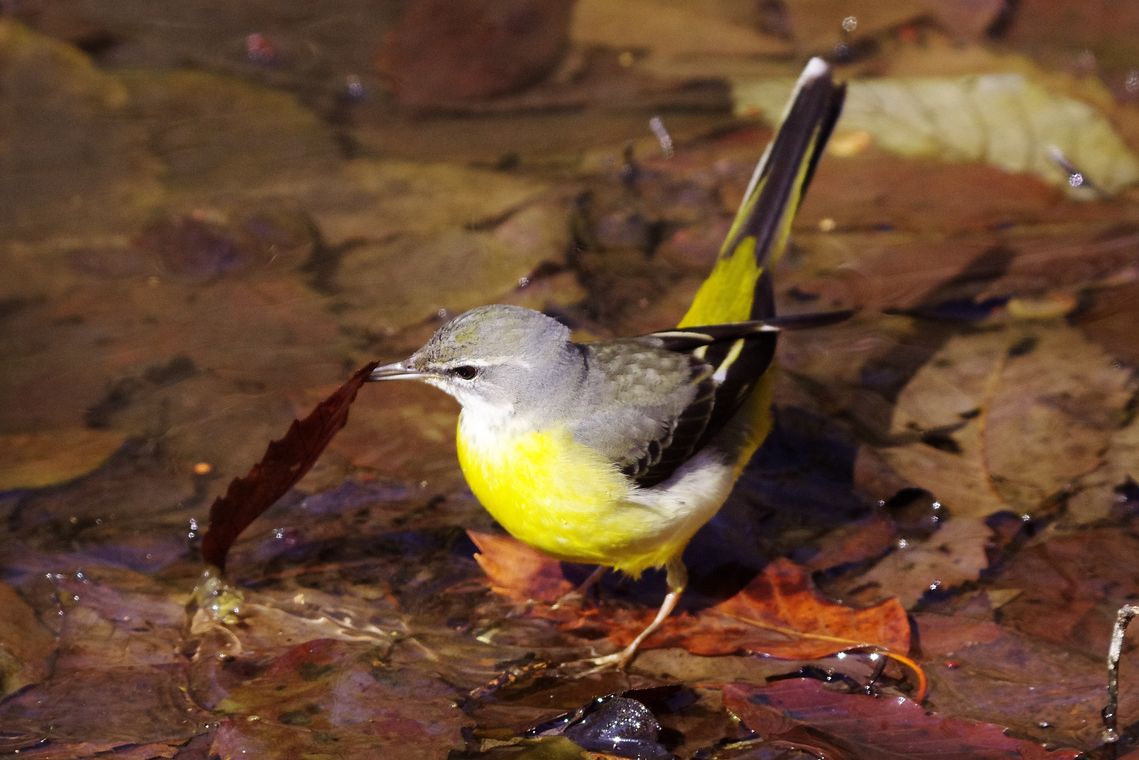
455;370;775;576
457;419;691;575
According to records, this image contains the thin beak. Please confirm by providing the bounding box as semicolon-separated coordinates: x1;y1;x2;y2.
368;360;424;382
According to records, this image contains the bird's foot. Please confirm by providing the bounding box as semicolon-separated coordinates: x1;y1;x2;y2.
557;642;639;677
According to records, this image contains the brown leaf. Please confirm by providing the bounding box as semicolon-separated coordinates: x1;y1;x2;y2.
874;326;1130;515
0;582;54;698
211;638;466;756
379;0;574;106
856;516;993;608
200;361;378;571
723;679;1082;759
914;609;1112;748
0;428;125;491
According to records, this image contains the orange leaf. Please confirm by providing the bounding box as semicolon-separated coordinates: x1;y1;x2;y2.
470;531;910;660
470;530;576;604
639;558;910;659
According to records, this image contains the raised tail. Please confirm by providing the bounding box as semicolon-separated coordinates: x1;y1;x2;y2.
680;57;846;328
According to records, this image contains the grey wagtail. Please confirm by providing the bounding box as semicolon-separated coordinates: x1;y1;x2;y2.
369;58;846;669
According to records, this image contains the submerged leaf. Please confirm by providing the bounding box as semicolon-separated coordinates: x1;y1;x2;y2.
881;326;1130;516
0;582;53;698
0;428;125;490
723;679;1081;759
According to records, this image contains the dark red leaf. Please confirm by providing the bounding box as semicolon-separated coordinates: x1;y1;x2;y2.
722;680;1082;760
200;361;378;571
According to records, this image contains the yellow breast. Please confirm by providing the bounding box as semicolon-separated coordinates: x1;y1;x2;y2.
456;417;694;575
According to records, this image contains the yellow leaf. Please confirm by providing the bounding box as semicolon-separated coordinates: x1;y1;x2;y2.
0;429;125;490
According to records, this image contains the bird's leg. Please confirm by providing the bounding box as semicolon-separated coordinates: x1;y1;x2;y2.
551;565;607;610
577;557;688;673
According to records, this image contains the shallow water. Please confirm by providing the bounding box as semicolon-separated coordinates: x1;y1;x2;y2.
2;2;1139;757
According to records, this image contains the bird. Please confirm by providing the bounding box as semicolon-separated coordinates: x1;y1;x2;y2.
368;57;846;670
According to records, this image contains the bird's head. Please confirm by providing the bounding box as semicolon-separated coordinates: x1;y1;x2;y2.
369;304;578;421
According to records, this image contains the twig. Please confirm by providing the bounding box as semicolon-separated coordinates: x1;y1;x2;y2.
1103;604;1139;745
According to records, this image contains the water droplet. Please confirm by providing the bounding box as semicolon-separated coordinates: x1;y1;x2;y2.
1068;172;1085;188
1126;70;1139;93
841;15;858;32
648;116;674;158
344;74;365;100
928;579;942;592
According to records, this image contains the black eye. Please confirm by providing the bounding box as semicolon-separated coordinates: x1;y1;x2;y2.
452;365;479;380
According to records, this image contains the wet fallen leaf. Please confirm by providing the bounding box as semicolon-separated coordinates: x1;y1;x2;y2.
1075;280;1139;367
880;325;1131;520
315;160;552;243
734;68;1139;195
914;609;1114;748
572;0;790;60
0;571;208;752
201;361;378;571
1064;410;1139;523
723;679;1082;759
380;0;574;106
472;531;910;661
0;582;54;698
470;531;576;604
0;428;126;490
332;197;572;333
645;558;910;660
0;20;162;241
121;68;340;200
211;638;468;756
784;0;927;54
856;516;994;608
